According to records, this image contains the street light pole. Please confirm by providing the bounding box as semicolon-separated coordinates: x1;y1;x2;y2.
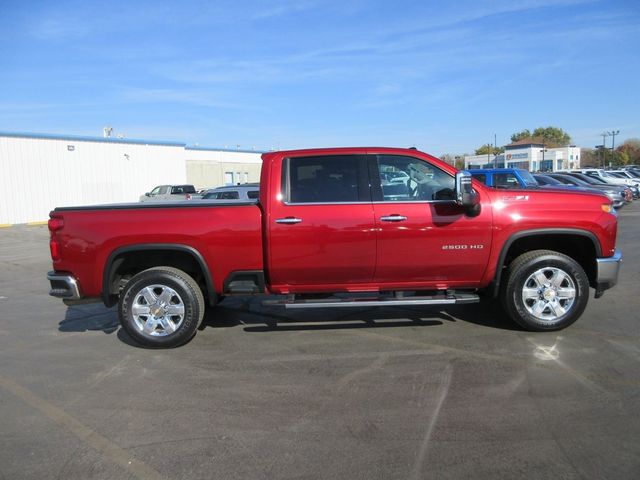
607;130;620;165
540;145;547;171
601;132;609;168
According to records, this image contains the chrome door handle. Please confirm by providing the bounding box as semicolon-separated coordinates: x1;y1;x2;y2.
276;217;303;224
380;215;407;222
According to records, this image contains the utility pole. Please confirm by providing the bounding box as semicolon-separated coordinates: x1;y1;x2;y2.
601;132;609;168
607;130;620;166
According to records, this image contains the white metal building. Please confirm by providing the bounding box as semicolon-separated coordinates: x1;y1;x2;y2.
464;141;581;172
0;131;263;225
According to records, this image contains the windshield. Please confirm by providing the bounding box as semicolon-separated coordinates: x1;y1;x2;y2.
519;170;539;187
576;174;607;184
536;175;562;185
564;175;588;186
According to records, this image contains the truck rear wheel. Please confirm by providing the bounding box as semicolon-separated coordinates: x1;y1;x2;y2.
500;250;589;331
118;267;205;348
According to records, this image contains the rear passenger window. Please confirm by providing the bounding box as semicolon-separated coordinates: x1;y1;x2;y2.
287;155;362;203
493;173;520;188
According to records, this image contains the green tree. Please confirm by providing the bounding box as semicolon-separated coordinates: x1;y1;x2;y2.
510;127;572;147
532;127;571;146
510;129;531;142
474;144;505;155
618;139;640;165
617;151;630;166
580;149;600;168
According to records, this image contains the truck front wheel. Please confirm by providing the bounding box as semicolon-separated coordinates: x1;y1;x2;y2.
501;250;589;331
118;267;205;348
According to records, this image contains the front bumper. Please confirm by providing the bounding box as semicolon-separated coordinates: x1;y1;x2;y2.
47;271;82;300
594;250;622;298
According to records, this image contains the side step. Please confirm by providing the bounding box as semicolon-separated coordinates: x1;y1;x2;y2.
262;292;479;309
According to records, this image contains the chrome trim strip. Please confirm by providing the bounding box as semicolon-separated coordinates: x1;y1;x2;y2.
47;272;82;300
282;201;371;206
282;200;457;206
284;298;458;309
373;200;456;204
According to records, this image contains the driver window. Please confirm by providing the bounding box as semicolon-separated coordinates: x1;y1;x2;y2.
377;155;455;201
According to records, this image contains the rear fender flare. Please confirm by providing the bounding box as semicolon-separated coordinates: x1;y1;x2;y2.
102;244;216;306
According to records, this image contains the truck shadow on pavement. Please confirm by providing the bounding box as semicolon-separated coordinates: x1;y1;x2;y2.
56;295;519;347
58;303;119;334
200;296;519;333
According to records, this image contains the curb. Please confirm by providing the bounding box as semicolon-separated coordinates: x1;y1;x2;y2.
0;221;48;228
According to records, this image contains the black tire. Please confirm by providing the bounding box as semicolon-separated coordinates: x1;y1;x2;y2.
500;250;589;332
118;266;205;348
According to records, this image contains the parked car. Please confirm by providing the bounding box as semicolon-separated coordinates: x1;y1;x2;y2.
380;170;411;185
541;173;625;209
565;173;634;203
140;184;200;202
607;171;640;197
572;169;640;197
467;168;539;188
619;169;640;179
202;184;260;201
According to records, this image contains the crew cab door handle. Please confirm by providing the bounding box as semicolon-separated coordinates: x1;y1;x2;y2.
380;215;407;222
275;217;303;224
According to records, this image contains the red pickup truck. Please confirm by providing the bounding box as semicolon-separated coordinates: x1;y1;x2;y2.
47;147;622;347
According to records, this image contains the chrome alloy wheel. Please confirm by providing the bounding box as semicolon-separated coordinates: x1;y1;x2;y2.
521;267;576;322
131;284;185;336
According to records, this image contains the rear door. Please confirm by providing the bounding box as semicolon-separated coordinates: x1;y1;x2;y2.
268;154;376;288
371;154;492;286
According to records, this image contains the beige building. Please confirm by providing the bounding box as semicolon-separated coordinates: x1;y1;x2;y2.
185;147;263;191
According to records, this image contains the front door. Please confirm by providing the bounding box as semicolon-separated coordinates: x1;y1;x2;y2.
371;154;492;287
268;154;376;290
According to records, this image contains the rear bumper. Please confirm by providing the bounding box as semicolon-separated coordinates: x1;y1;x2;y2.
47;271;82;300
594;250;622;298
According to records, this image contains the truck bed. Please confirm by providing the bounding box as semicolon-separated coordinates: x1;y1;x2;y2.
50;201;264;298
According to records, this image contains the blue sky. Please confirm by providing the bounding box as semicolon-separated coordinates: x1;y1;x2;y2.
1;0;639;155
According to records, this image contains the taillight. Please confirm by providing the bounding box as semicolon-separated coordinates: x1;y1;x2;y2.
48;213;63;261
50;240;60;260
48;215;64;232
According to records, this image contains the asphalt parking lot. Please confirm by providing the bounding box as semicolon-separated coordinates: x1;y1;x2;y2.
1;204;639;480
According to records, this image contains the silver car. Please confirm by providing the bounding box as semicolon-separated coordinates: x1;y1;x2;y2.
140;185;199;202
202;184;259;201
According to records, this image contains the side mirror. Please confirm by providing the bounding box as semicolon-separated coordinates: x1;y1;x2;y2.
145;192;151;197
455;171;481;216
